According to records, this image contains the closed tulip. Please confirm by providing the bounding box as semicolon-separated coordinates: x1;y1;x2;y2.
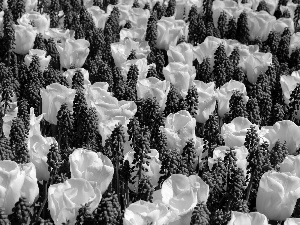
56;38;90;69
124;149;162;190
227;211;268;225
87;6;109;30
167;43;193;69
162;110;196;152
123;200;174;225
247;11;276;41
44;28;75;44
27;134;56;181
24;49;51;72
243;52;272;84
216;80;248;118
153;174;209;224
0;161;39;214
69;148;114;194
221;117;259;148
48;178;102;225
163;62;195;97
284;218;300;225
280;155;300;178
40;83;76;125
121;58;149;81
271;18;294;35
156;16;187;50
111;39;150;68
280;71;300;106
29;107;44;137
18;11;50;35
261;120;300;154
98;116;131;149
62;68;91;87
120;27;146;42
256;171;300;221
13;24;37;55
193;80;217;123
2;105;18;139
137;77;171;110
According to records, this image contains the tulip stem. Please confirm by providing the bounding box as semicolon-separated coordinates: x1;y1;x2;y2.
219;116;223;133
125;181;129;207
37;180;48;221
246;173;254;203
50;124;57;137
116;142;121;204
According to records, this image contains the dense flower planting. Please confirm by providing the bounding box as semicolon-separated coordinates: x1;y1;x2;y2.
2;0;300;224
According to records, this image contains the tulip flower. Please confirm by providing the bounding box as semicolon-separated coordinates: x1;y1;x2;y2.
216;80;248;118
167;42;194;69
69;148;114;194
89;84;137;122
111;39;150;68
82;0;93;8
290;33;300;56
156;16;187;50
280;1;297;19
247;11;276;41
280;70;300;105
256;171;300;221
56;38;90;69
107;4;131;25
2;105;18;139
163;62;195;97
18;11;50;35
221;117;259;148
87;6;109;30
193;80;217;123
280;155;300;178
212;0;252;27
0;161;39;214
24;0;38;12
193;36;259;70
44;28;75;44
0;11;4;32
27;134;56;181
124;149;162;190
48;178;102;225
271;18;294;35
208;145;248;176
250;0;279;15
261;120;300;154
284;218;300;225
40;83;76;125
136;77;171;110
242;52;272;84
62;68;91;87
153;174;209;224
128;7;150;28
175;0;202;20
227;211;269;225
162;110;196;152
13;24;37;55
24;49;51;72
29;107;44;137
121;58;149;81
123;200;174;225
98;116;131;149
120;27;146;42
